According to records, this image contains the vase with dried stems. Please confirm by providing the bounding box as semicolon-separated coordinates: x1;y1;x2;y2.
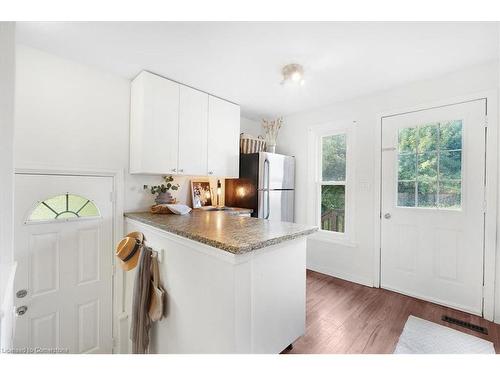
262;117;283;153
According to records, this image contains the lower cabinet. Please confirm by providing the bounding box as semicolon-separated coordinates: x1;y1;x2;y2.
124;218;306;353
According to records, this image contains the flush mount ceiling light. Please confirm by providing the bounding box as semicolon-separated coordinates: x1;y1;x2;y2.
281;63;305;86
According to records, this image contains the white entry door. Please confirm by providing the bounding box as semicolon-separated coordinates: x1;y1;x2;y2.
13;174;114;353
381;100;486;315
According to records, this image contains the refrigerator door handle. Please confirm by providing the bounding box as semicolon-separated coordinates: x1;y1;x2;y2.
266;190;270;219
264;158;270;219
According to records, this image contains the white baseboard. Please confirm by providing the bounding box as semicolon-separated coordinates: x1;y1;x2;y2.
307;262;373;288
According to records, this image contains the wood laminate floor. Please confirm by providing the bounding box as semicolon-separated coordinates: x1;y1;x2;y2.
285;270;500;354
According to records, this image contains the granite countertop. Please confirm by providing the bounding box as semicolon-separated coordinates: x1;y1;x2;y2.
124;210;318;254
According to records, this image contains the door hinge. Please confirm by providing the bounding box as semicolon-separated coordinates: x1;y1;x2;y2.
483;200;487;213
112;337;116;348
109;191;116;203
484;115;488;128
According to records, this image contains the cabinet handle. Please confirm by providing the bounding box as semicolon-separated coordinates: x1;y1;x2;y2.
179;169;184;173
208;171;213;175
171;168;176;172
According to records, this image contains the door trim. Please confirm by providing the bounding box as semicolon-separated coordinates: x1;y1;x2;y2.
373;90;498;322
14;166;125;352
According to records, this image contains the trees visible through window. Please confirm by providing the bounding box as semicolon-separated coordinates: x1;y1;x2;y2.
27;194;100;222
398;120;462;209
321;134;347;232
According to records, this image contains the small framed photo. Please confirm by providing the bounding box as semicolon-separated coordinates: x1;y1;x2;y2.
191;179;212;208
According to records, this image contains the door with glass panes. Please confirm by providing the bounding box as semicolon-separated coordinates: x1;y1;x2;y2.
381;100;486;315
13;174;114;353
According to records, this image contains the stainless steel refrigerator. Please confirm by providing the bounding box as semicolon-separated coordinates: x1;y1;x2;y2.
225;152;295;222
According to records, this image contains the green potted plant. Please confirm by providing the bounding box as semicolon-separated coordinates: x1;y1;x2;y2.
144;175;180;204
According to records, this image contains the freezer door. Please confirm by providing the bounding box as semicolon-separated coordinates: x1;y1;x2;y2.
258;190;294;222
258;152;295;190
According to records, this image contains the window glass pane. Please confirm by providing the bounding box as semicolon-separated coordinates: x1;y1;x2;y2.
68;194;89;212
29;202;57;221
27;194;100;222
322;134;346;181
398;181;416;207
78;201;100;217
418;151;438;179
417;178;438;207
321;185;345;233
398;153;416;180
439;150;461;180
43;194;67;213
418;123;438;153
439;120;462;150
396;120;463;210
398;127;417;153
57;211;78;219
439;180;461;208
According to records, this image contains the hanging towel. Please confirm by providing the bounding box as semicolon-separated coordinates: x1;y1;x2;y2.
148;252;165;322
130;246;153;354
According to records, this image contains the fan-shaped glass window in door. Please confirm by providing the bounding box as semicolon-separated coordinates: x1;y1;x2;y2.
27;194;100;222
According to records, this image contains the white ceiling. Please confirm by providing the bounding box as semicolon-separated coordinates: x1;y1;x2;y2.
16;22;499;120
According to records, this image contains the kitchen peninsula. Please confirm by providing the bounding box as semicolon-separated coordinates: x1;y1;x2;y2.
124;211;317;354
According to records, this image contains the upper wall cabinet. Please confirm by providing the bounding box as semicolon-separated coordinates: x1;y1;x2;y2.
207;96;240;178
130;71;240;178
178;86;208;176
130;71;179;174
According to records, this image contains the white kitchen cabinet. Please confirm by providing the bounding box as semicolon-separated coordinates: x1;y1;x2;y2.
178;86;208;176
125;217;307;354
130;71;240;177
130;71;180;174
207;96;240;178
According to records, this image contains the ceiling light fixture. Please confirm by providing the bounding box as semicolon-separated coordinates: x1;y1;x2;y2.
281;63;305;86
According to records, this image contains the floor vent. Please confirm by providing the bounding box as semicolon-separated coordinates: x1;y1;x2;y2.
441;315;488;335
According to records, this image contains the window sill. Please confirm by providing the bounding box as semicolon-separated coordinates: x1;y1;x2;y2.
308;231;358;248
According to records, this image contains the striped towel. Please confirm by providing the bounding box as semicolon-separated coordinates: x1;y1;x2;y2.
130;246;153;354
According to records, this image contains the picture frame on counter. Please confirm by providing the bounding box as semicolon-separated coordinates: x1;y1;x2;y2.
191;179;212;208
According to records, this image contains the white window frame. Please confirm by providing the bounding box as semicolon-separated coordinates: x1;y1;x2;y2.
307;121;355;244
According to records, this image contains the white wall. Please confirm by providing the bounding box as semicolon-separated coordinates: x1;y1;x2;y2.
13;45;154;212
497;37;500;323
240;117;261;137
14;45;195;212
14;45;250;213
0;22;16;351
279;61;499;290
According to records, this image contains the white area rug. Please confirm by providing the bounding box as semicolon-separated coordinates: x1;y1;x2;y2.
394;315;495;354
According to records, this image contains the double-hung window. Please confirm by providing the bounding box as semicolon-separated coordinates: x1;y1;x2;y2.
319;133;348;234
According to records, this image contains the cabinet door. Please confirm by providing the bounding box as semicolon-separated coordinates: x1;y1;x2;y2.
207;96;240;177
130;71;179;174
178;86;208;176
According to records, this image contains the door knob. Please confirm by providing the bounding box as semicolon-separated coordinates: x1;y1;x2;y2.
16;306;28;316
16;289;28;298
384;213;391;219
